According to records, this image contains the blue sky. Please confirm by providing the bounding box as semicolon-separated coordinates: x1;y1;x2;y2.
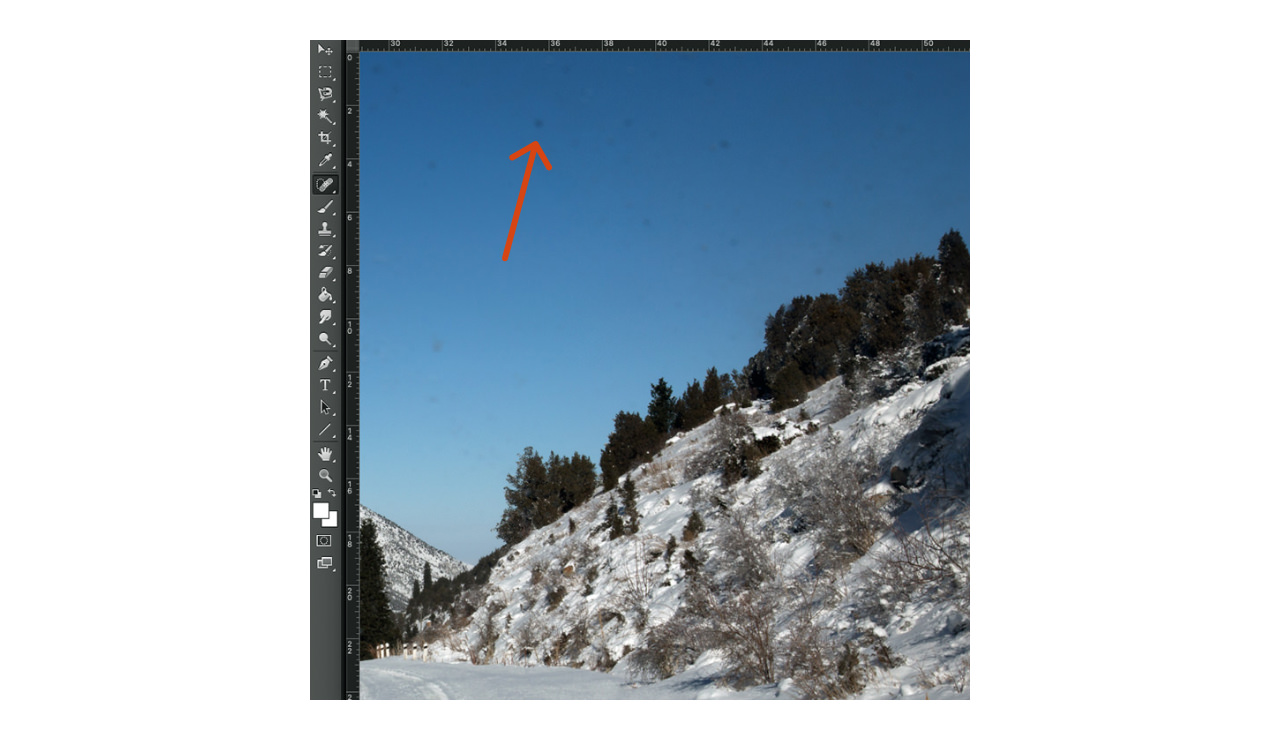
361;51;969;564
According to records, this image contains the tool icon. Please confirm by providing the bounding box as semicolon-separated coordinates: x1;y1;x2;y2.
317;199;334;214
318;131;333;148
319;332;335;347
319;469;333;483
319;309;333;324
318;222;333;237
315;177;334;193
317;43;333;55
318;355;334;371
318;446;334;462
318;87;334;102
320;378;332;392
318;244;334;258
317;109;335;126
318;422;332;437
319;266;333;280
313;502;338;528
320;400;333;416
318;153;333;169
318;286;334;303
317;556;333;569
317;535;332;547
318;66;334;80
313;488;323;499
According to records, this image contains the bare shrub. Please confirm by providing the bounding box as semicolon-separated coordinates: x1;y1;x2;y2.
869;503;970;618
514;614;549;662
629;612;714;681
774;428;884;572
715;504;778;590
618;540;661;631
708;585;781;686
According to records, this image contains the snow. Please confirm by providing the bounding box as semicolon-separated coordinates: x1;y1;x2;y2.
383;341;970;699
361;658;787;699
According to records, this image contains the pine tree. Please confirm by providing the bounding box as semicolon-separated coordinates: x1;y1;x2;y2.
360;519;396;658
647;378;677;435
937;229;970;325
422;561;432;590
683;510;705;542
703;367;724;413
600;411;661;491
496;447;548;546
621;476;641;535
607;495;625;540
770;361;809;412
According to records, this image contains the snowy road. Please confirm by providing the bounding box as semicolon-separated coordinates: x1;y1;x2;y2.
359;659;776;700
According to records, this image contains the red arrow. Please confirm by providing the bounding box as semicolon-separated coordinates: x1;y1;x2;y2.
503;141;552;261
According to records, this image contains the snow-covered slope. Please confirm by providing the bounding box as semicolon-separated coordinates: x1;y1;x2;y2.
410;329;970;699
360;505;470;612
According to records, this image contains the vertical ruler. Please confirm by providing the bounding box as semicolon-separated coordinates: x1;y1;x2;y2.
342;41;361;700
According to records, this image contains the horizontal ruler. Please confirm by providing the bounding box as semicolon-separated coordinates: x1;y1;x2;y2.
358;40;968;52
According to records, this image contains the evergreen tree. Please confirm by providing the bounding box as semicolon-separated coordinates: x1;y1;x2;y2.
675;379;710;431
607;495;625;540
621;476;641;535
683;510;705;542
770;361;809;412
910;263;946;343
547;451;597;513
495;447;549;546
600;411;661;491
703;367;724;413
360;519;396;658
647;378;677;434
422;561;432;590
937;229;970;325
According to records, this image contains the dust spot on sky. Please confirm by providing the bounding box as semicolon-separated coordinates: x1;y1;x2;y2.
534;118;543;128
719;140;730;149
433;339;443;352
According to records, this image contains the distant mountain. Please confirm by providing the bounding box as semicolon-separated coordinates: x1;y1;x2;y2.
360;505;470;612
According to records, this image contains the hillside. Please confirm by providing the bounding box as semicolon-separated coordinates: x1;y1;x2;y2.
406;327;970;699
359;504;470;612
